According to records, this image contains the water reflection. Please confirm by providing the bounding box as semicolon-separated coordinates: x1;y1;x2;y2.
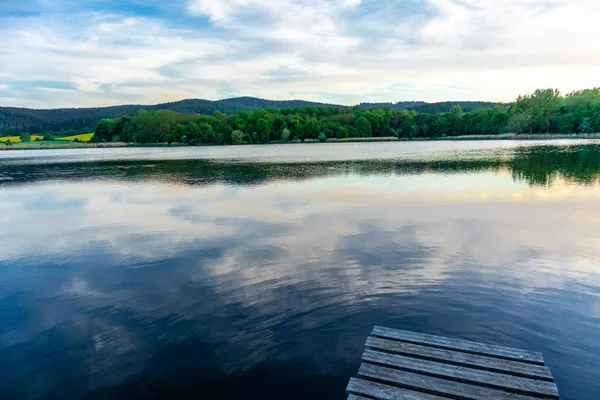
2;144;600;188
1;143;600;399
511;144;600;186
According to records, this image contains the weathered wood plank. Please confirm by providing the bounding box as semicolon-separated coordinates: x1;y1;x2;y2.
347;395;372;400
346;377;450;400
358;363;548;400
365;337;554;381
372;326;544;365
362;349;559;398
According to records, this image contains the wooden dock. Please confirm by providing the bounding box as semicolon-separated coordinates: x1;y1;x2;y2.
346;326;560;399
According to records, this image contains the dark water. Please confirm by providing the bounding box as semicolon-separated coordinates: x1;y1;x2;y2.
1;141;600;400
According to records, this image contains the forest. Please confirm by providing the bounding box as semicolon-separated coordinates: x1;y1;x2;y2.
0;97;497;138
88;88;600;145
0;98;342;137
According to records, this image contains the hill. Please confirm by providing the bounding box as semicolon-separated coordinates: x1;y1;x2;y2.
357;101;427;110
0;97;345;136
409;101;499;113
0;97;500;136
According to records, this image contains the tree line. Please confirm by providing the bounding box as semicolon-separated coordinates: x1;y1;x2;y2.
0;98;344;137
1;97;501;138
89;88;600;145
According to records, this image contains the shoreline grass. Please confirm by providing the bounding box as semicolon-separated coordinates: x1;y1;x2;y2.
430;133;600;141
275;133;600;143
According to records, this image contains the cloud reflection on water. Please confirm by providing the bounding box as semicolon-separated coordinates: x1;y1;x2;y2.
1;143;600;399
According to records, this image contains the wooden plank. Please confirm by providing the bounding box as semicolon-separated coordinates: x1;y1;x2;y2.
358;363;549;400
372;326;544;365
365;337;554;381
346;377;450;400
347;395;371;400
362;350;559;398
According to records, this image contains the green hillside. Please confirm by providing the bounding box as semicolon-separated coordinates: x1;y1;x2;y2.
0;97;344;137
0;96;507;137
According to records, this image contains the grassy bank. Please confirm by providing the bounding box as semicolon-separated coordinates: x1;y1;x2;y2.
286;133;600;143
432;133;600;141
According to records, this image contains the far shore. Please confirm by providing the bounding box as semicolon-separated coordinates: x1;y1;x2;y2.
2;133;600;151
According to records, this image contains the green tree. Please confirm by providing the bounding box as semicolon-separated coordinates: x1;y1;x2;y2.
579;117;592;133
356;116;372;137
186;122;201;141
507;112;533;134
450;105;463;120
198;122;213;144
229;117;246;131
409;124;419;138
208;129;224;145
256;118;272;142
530;89;561;133
337;126;350;139
231;130;244;145
364;110;385;136
153;110;179;142
19;132;31;142
302;118;319;139
281;128;291;141
213;111;227;123
173;124;186;142
92;118;117;142
292;120;304;140
510;89;561;133
487;105;509;134
448;105;464;135
272;115;287;140
119;117;135;142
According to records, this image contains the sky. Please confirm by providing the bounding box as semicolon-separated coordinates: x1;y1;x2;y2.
1;0;599;108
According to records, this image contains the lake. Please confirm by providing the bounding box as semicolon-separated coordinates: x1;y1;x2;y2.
1;141;600;399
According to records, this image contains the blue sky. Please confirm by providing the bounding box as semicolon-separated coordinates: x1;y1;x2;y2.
1;0;599;108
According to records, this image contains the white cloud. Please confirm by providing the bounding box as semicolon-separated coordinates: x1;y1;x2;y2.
1;0;600;107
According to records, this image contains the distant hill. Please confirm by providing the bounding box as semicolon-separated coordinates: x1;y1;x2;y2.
0;97;500;136
408;101;499;113
0;97;346;136
357;101;427;110
357;101;500;112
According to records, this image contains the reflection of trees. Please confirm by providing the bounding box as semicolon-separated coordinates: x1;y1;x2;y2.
511;145;600;187
0;159;503;187
2;144;600;188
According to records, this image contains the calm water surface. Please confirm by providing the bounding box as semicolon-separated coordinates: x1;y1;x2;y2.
1;141;600;399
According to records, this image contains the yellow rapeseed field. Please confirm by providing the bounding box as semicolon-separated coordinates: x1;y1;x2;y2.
56;133;94;142
0;135;43;143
